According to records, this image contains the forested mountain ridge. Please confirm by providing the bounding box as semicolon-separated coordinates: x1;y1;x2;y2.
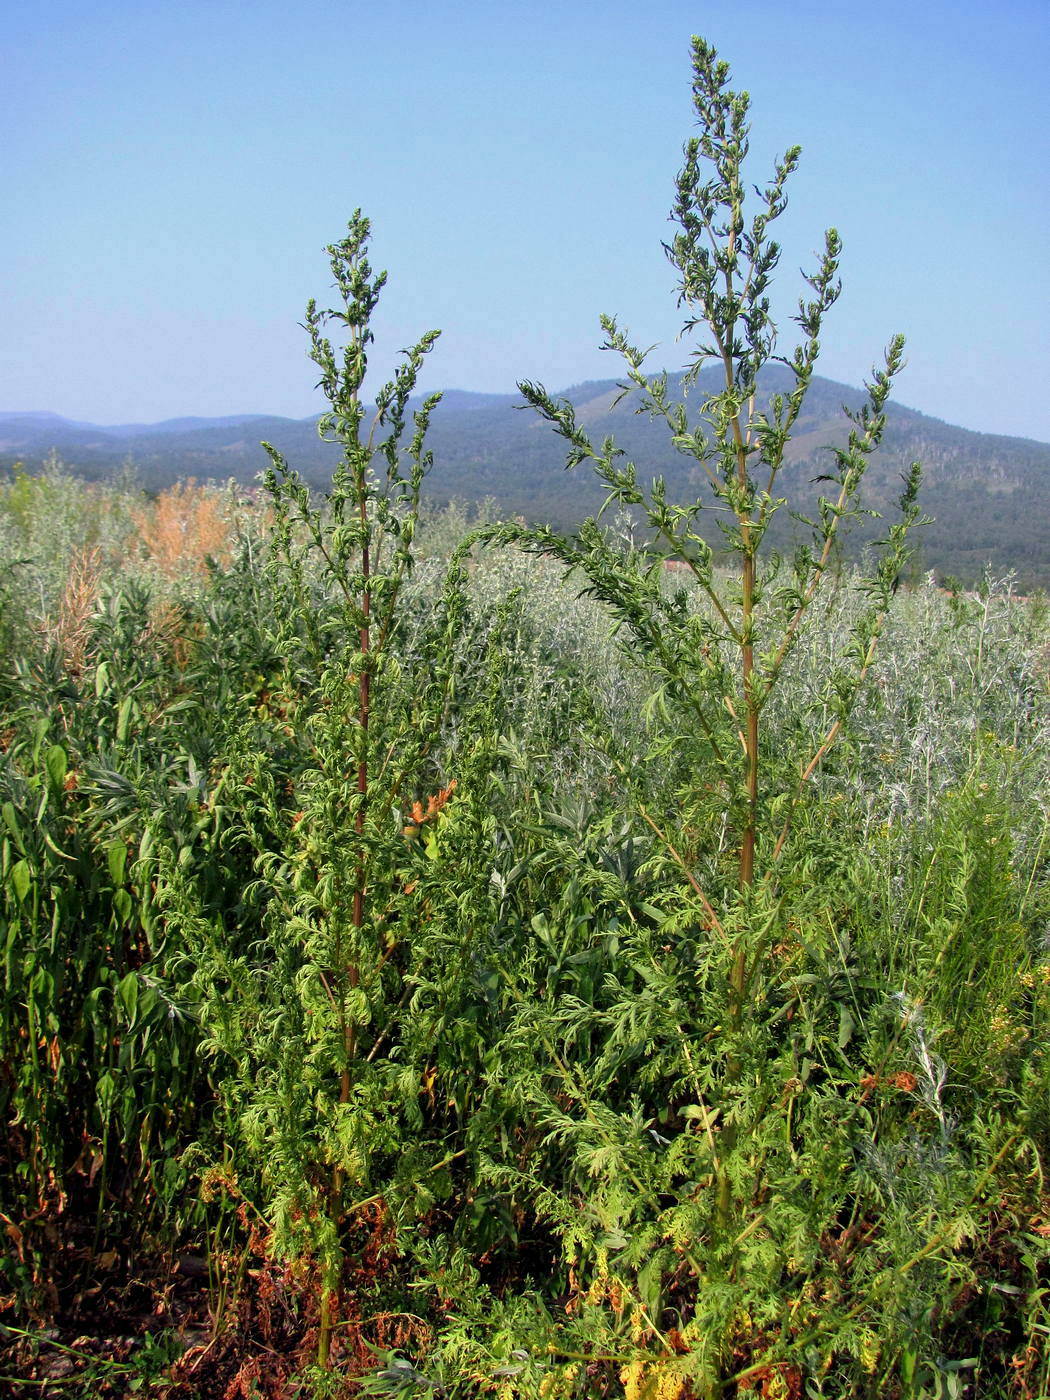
3;366;1049;587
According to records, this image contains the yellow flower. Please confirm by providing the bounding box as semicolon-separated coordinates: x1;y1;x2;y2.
620;1358;685;1400
859;1330;881;1373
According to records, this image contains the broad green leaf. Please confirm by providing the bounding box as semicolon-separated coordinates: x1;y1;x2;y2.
9;859;31;903
1;801;20;844
116;972;138;1023
107;839;127;888
44;744;67;794
116;696;136;744
30;717;49;764
837;1004;856;1050
96;1070;117;1118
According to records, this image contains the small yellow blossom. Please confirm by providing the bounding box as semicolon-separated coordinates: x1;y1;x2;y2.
620;1358;685;1400
858;1330;881;1373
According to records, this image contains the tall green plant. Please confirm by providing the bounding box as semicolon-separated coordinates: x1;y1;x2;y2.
499;38;922;895
264;212;442;1139
179;214;464;1368
455;36;929;1394
477;37;926;1024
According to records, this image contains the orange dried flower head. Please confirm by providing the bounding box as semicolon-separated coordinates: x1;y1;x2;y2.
409;779;457;826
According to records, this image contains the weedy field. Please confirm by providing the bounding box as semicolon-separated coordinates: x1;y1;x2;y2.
3;35;1050;1400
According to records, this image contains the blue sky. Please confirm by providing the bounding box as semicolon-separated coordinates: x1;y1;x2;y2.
4;0;1048;440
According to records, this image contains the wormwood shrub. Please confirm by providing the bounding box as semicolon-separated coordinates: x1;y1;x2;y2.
159;214;528;1370
493;34;923;896
412;36;1050;1399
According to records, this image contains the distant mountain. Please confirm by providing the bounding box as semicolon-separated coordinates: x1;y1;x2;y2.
0;411;303;453
2;368;1049;589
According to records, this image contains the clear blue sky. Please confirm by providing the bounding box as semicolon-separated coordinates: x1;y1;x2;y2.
4;0;1048;441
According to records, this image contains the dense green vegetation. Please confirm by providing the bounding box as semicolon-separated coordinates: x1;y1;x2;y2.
2;36;1049;1400
3;445;1049;1400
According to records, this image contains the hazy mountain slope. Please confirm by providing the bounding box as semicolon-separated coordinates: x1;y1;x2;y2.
2;368;1048;587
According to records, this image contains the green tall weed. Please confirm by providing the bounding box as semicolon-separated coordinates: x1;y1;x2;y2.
421;36;1049;1399
162;215;497;1367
